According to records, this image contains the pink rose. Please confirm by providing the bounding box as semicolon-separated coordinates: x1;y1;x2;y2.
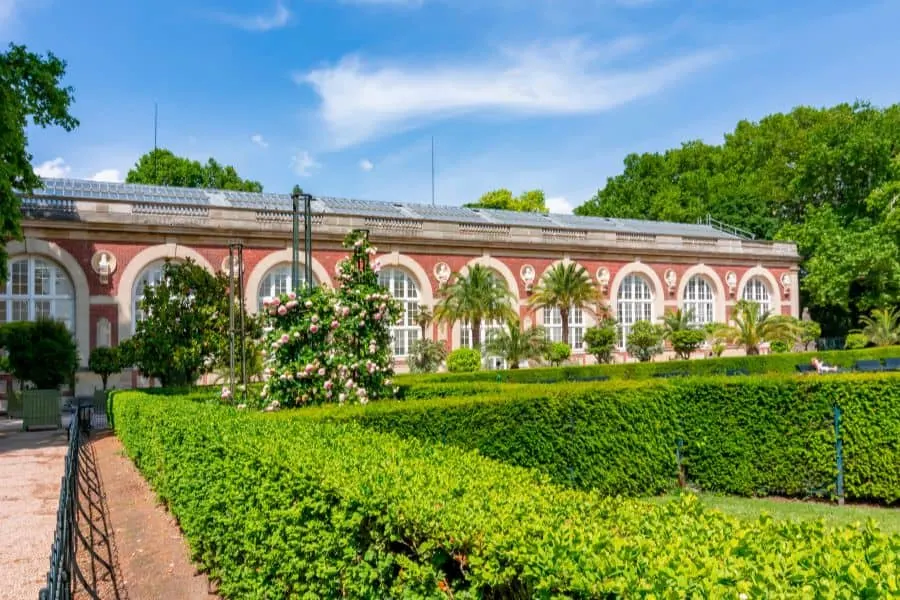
288;292;297;300
305;300;313;308
311;315;319;323
310;324;319;333
374;313;382;321
324;380;333;390
342;307;350;317
272;297;281;306
318;368;326;376
280;334;289;343
331;320;339;329
278;305;288;316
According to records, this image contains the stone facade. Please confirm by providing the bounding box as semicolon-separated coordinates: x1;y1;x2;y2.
3;179;801;395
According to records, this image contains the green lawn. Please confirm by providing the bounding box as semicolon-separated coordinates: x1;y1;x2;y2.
648;493;900;535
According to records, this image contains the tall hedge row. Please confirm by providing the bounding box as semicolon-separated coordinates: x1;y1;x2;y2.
396;345;900;386
112;391;899;598
308;374;900;503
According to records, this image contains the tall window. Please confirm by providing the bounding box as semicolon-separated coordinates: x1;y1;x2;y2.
742;277;771;315
0;257;74;332
257;265;312;309
460;319;504;349
543;306;584;350
133;261;169;327
616;274;653;347
683;276;715;326
378;268;419;357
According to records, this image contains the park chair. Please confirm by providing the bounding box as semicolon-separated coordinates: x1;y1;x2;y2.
568;374;610;383
726;368;749;376
854;359;883;373
883;358;900;372
795;364;815;374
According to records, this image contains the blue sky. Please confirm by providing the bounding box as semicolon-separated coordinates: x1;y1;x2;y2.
4;0;900;213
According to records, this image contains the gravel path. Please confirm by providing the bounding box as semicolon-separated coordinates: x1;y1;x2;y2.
0;418;69;600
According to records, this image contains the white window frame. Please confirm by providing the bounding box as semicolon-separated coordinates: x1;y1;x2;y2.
257;264;313;309
133;261;169;330
683;276;715;327
543;306;585;351
378;268;420;357
742;277;772;316
0;257;75;333
616;274;653;348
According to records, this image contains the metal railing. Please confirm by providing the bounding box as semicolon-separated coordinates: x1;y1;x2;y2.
700;214;756;240
38;407;89;600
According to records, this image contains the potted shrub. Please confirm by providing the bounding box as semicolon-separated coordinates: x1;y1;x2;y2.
0;319;78;430
89;346;122;417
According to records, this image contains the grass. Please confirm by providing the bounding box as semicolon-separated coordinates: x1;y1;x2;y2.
647;492;900;535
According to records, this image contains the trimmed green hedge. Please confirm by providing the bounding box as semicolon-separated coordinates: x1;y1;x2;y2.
397;345;900;386
112;391;900;598
309;374;900;503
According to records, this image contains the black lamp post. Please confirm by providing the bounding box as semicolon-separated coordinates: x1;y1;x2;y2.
304;192;313;289
291;186;315;291
291;186;301;290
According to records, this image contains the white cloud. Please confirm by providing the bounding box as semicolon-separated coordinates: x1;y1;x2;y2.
290;151;321;177
251;134;269;148
213;1;290;31
359;159;374;171
33;157;71;178
299;38;724;148
546;196;574;214
89;169;123;183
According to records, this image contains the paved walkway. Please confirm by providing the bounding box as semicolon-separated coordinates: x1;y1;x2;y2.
0;417;69;600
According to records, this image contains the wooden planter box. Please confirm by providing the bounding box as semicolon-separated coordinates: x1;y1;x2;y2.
22;389;61;431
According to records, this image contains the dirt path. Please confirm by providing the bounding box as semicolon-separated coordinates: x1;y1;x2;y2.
0;420;68;600
82;433;219;600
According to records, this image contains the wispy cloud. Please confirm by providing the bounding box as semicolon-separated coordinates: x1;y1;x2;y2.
212;1;291;31
33;157;71;178
359;159;374;171
89;169;123;183
291;151;321;177
251;133;269;148
546;196;574;214
299;38;725;148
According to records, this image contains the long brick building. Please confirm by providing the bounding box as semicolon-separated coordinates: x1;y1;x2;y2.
6;178;800;394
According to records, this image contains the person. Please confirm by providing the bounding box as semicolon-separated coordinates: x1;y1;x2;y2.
811;357;838;373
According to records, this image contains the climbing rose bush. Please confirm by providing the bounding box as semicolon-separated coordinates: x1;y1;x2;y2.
258;230;402;408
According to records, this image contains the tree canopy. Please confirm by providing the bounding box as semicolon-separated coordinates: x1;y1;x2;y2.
1;43;79;281
465;188;548;213
575;102;900;335
126;148;263;192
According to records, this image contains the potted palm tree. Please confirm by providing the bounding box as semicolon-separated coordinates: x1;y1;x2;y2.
718;300;800;355
485;317;548;369
435;264;516;353
528;262;599;346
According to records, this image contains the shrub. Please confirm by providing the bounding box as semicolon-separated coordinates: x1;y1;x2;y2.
626;320;664;361
669;328;707;359
0;319;78;389
583;321;616;363
89;346;122;390
112;391;900;598
845;333;869;349
407;339;447;373
543;341;571;366
800;320;822;350
769;339;791;353
446;347;481;372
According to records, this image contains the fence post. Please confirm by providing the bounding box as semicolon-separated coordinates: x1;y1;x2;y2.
676;438;685;488
833;404;845;506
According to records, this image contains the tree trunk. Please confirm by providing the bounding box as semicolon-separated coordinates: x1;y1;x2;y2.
746;345;760;355
560;307;570;345
472;319;482;350
509;362;520;369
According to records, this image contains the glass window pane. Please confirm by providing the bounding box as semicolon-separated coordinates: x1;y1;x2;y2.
54;269;73;297
11;261;28;295
12;300;28;321
33;262;51;295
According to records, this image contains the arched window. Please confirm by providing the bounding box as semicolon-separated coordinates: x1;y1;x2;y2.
133;261;169;328
683;276;715;326
616;273;653;348
742;277;771;315
543;306;585;350
378;268;419;357
257;264;314;309
0;257;75;332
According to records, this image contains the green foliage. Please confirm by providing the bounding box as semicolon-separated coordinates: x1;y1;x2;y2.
858;306;900;346
800;320;822;350
719;300;800;355
1;44;79;281
669;328;707;359
575;102;900;336
260;231;401;407
434;264;515;348
446;348;481;372
112;390;900;597
126;148;263;191
527;262;598;346
626;320;664;362
583;320;617;363
126;259;242;387
769;339;791;353
845;333;870;349
0;319;78;389
543;341;571;366
484;317;547;368
463;188;548;213
89;346;121;390
407;339;447;374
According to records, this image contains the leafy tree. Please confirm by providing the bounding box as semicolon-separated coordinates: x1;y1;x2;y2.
528;262;598;345
669;329;707;360
414;304;433;339
465;188;548;213
844;332;870;349
89;346;122;390
447;348;481;373
434;265;515;350
1;44;79;281
485;317;548;369
126;259;237;387
857;307;900;347
543;341;571;366
584;320;617;364
799;320;822;351
0;319;78;389
126;148;263;192
408;339;447;374
719;300;800;355
626;320;664;362
661;308;693;335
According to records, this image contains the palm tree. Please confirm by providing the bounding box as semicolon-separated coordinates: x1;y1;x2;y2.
660;308;694;337
414;304;433;339
720;300;800;355
857;307;900;346
434;264;516;348
527;262;599;345
485;317;548;369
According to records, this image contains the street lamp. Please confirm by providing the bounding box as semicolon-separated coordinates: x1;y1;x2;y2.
291;187;301;290
291;186;315;292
